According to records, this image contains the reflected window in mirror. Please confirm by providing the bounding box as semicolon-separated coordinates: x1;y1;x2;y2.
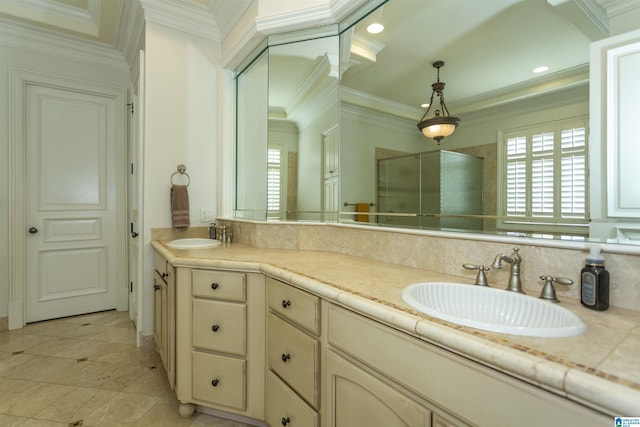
497;117;588;236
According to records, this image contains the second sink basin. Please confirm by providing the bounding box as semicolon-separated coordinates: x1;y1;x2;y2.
166;238;221;249
402;282;587;338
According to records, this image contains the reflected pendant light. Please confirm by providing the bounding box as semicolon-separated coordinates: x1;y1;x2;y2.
417;60;460;144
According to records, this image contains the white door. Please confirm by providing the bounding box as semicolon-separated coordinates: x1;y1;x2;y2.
25;84;121;323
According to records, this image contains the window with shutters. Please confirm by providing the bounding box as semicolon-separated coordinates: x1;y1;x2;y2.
267;145;285;219
498;118;588;234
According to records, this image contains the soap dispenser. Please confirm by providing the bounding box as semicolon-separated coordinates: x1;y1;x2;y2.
580;246;609;311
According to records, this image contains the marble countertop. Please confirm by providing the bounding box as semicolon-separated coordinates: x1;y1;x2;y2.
152;240;640;416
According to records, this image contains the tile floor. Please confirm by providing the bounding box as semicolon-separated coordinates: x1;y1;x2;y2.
0;310;249;426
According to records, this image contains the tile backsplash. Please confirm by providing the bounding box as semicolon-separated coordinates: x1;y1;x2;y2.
217;220;640;312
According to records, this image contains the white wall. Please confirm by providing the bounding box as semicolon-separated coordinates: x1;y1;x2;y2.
0;38;129;320
141;21;220;334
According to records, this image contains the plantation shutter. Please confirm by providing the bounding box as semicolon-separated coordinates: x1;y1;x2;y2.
502;119;587;228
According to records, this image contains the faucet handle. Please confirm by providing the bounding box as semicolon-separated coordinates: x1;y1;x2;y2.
463;264;490;287
539;275;574;303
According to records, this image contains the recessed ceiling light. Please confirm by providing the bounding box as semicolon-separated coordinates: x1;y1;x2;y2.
367;23;384;34
421;103;430;108
532;66;549;73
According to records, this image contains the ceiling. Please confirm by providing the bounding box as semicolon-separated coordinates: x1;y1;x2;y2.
0;0;634;113
343;0;595;111
0;0;251;50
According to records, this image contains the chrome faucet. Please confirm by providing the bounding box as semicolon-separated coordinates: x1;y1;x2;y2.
491;248;524;293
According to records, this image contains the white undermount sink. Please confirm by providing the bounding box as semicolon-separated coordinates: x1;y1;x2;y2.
166;238;221;249
402;282;587;338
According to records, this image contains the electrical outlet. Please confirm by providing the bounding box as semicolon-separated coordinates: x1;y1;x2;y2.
200;208;209;222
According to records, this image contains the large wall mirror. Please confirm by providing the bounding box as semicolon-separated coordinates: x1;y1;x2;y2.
235;0;640;246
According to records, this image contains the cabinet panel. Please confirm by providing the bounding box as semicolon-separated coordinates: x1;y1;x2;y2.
267;277;320;335
192;299;246;356
268;312;320;409
266;370;319;427
328;305;608;426
192;351;246;410
192;269;246;301
327;351;431;427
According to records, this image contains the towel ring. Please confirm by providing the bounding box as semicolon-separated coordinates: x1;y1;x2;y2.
170;164;190;186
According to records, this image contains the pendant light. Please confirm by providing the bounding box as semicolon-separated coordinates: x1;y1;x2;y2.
417;60;460;144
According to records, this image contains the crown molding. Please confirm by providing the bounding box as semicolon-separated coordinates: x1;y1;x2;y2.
340;86;422;120
255;4;336;35
139;0;220;41
598;0;640;17
340;102;419;135
0;16;128;71
115;0;145;70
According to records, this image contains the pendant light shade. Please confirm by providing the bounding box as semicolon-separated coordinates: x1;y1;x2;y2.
417;61;460;144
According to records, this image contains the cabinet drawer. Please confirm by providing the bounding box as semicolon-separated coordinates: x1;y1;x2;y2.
266;370;318;427
192;351;246;410
192;270;246;301
267;277;320;335
267;313;320;409
192;299;246;355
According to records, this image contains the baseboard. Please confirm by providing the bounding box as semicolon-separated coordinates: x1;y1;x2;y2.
0;316;8;332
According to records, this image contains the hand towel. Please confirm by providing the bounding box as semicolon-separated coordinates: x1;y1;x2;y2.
171;184;190;230
355;203;370;223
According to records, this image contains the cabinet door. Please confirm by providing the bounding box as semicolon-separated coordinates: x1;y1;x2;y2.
153;271;167;367
326;351;431;427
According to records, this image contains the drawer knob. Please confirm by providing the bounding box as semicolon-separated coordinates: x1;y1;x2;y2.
281;300;291;308
281;417;291;426
281;353;291;363
211;282;219;290
211;378;219;387
153;284;160;291
211;324;220;332
161;272;169;279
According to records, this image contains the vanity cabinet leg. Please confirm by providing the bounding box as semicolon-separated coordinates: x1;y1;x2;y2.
178;402;195;418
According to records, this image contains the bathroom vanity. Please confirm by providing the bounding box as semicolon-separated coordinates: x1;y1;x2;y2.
152;240;637;426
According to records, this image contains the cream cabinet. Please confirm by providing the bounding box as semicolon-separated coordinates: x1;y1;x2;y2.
265;277;321;426
327;304;609;427
175;267;265;420
326;351;431;426
153;249;175;389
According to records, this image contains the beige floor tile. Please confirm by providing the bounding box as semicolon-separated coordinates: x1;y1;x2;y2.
0;311;251;426
88;327;137;345
46;360;149;391
82;391;160;426
33;387;118;424
89;342;161;366
50;339;115;360
22;320;82;338
2;355;77;382
0;382;76;417
23;337;83;357
0;379;38;404
59;324;109;340
18;419;68;426
123;365;174;397
0;333;54;354
0;353;40;377
0;414;28;426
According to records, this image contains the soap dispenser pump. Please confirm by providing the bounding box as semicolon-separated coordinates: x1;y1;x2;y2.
580;246;609;311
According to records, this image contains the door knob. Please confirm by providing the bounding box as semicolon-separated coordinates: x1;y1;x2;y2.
28;227;38;234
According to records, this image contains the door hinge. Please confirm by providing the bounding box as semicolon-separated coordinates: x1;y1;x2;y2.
127;102;134;115
130;163;134;174
130;281;133;293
